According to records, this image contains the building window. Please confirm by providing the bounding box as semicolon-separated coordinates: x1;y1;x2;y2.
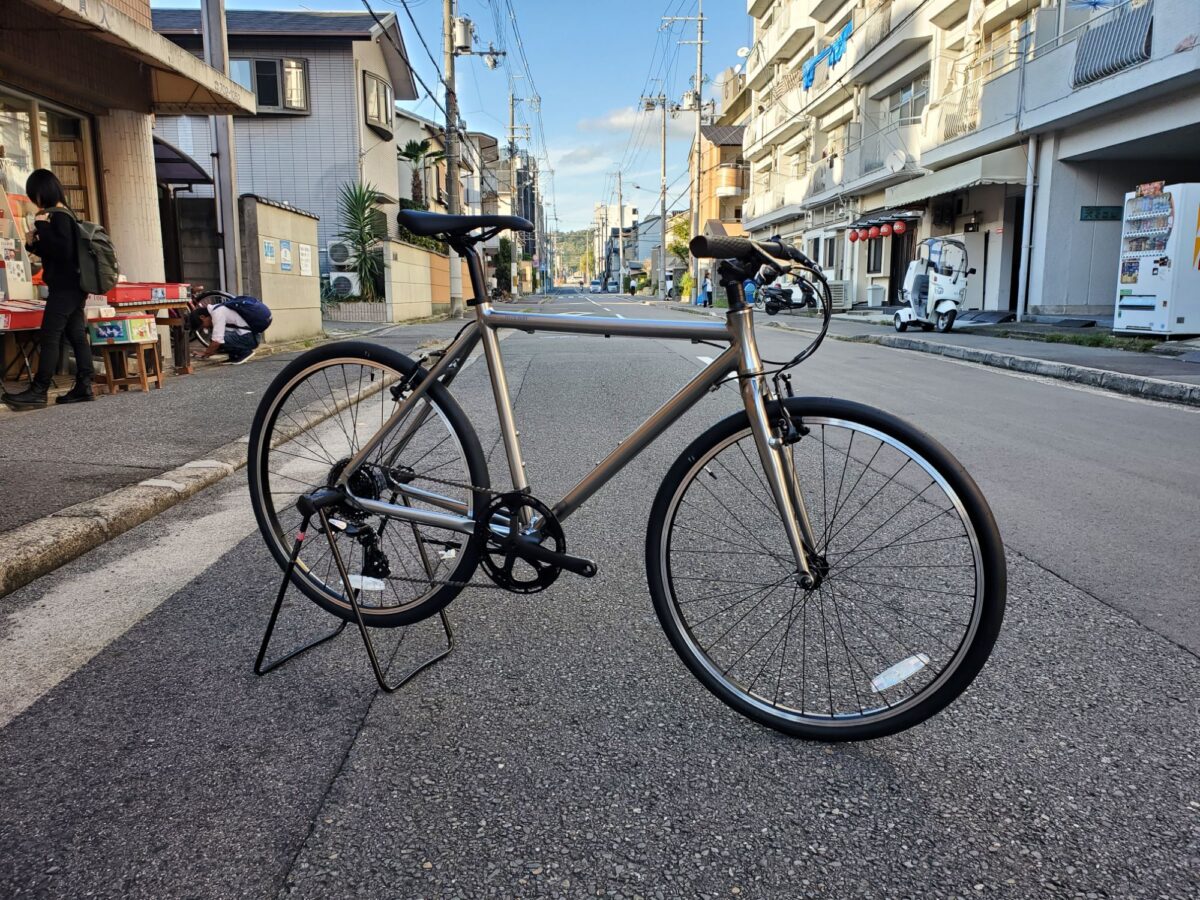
809;238;820;264
364;71;393;136
886;74;929;126
824;236;836;272
230;58;308;112
866;237;884;274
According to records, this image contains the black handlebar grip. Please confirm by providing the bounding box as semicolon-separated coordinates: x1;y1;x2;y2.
689;234;756;261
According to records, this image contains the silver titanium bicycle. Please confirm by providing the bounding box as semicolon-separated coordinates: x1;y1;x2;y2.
248;209;1006;741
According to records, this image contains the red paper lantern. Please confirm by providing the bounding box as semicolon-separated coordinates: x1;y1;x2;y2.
880;223;893;237
893;219;908;235
868;226;881;239
848;230;859;243
858;228;871;241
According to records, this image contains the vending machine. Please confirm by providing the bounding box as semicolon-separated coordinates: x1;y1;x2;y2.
1113;182;1200;336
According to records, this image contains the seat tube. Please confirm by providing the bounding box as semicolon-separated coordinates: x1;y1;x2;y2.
728;308;817;584
477;302;530;495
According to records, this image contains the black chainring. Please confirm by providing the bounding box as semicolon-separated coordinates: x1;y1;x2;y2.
480;492;565;594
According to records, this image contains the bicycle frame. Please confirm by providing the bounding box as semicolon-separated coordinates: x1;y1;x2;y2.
335;246;819;581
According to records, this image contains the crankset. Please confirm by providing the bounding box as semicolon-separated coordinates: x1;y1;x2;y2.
480;492;597;594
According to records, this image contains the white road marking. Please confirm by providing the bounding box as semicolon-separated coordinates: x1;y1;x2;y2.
615;314;626;319
0;485;258;729
697;355;715;366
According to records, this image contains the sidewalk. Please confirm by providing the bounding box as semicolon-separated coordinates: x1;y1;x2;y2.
0;319;462;596
661;300;1200;405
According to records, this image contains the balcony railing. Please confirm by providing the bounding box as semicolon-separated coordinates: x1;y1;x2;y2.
1056;0;1154;87
715;163;748;198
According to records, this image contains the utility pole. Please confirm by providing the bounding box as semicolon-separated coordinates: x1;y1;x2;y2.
443;0;463;316
616;170;625;293
641;93;672;300
506;90;529;296
665;3;705;304
201;0;241;294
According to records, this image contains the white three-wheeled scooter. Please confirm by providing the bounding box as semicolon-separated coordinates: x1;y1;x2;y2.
894;237;976;334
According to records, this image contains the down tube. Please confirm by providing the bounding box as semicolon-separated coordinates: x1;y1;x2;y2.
551;346;740;522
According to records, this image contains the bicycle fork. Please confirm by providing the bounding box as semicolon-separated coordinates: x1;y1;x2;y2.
728;309;820;588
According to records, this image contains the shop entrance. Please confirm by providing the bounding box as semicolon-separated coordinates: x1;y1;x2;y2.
154;137;218;291
887;229;915;304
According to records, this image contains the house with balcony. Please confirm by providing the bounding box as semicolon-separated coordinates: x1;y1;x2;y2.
692;125;750;239
742;0;1200;316
152;9;418;278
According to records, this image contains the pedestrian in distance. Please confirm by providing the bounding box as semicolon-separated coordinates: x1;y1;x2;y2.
190;299;263;365
703;272;713;308
2;170;95;410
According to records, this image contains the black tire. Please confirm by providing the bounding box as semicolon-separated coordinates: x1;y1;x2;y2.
894;313;908;332
920;323;935;332
248;341;490;627
935;309;956;333
765;300;781;316
646;397;1005;742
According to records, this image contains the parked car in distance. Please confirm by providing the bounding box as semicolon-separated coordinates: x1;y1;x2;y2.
589;280;603;294
607;281;620;294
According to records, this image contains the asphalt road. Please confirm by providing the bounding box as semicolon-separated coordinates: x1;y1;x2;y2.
1;291;1196;899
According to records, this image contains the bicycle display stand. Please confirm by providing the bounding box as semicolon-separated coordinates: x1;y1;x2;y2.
254;507;455;693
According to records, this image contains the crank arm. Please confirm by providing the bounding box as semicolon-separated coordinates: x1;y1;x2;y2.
511;535;598;578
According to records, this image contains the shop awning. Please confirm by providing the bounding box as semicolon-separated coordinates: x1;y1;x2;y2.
24;0;254;115
154;138;212;185
884;147;1028;208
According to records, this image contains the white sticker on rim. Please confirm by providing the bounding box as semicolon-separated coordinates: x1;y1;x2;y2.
348;574;386;592
871;653;930;693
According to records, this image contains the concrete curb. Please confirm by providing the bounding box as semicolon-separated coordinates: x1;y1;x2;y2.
855;334;1200;407
0;440;248;598
0;342;450;600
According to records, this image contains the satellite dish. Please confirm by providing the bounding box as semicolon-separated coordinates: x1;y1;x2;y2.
736;46;750;58
733;63;743;74
885;149;908;174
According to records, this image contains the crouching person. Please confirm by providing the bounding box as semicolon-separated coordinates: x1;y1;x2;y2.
190;295;271;365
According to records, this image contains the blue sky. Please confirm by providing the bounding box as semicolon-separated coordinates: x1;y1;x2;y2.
151;0;752;230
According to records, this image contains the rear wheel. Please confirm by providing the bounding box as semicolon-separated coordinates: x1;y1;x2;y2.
646;397;1005;741
248;341;489;627
766;300;781;316
935;309;956;333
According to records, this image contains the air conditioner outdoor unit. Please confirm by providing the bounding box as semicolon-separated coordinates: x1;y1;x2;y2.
827;280;850;310
329;272;362;298
327;240;358;269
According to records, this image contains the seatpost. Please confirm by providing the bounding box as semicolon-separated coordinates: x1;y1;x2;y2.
449;237;490;308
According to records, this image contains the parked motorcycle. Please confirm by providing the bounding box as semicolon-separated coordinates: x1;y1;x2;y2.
763;279;819;315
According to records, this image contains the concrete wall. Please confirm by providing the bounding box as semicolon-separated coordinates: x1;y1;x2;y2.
239;196;322;343
382;241;481;322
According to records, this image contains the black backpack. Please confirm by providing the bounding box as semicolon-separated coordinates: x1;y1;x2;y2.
215;296;272;334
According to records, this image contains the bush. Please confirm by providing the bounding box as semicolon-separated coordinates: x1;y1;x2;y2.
396;198;448;254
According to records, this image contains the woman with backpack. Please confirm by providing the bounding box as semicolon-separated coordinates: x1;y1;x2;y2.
2;170;94;410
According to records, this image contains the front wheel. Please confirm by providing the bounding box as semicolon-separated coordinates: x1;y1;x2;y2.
893;313;908;332
646;397;1005;741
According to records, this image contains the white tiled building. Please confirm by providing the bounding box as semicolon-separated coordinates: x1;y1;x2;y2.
741;0;1200;317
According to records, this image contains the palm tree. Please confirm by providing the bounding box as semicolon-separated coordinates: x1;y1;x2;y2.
397;139;445;208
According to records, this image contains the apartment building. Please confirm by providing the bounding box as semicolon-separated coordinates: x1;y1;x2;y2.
742;0;1199;316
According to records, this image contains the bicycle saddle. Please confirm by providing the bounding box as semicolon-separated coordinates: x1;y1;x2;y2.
398;209;534;238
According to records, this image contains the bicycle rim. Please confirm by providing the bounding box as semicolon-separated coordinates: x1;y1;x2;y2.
657;414;991;734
